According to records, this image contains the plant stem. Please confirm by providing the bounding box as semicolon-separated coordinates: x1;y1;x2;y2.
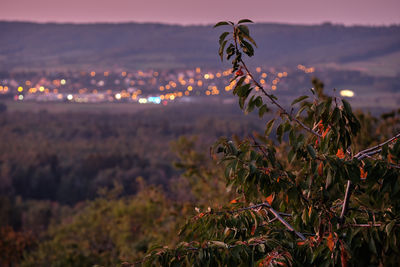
240;60;322;138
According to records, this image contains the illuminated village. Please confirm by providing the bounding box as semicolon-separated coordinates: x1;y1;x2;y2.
0;65;319;104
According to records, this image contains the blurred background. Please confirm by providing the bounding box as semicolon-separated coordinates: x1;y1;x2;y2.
0;0;399;265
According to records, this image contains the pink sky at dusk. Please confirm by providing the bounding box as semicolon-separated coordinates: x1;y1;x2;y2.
1;0;399;25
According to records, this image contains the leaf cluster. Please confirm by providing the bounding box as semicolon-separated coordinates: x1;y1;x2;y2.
144;20;400;267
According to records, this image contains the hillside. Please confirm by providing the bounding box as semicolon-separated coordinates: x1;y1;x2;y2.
0;21;400;71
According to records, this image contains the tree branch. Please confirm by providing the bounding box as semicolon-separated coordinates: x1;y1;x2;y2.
263;202;306;240
339;180;352;224
339;132;400;225
354;132;400;159
240;60;322;138
215;202;305;240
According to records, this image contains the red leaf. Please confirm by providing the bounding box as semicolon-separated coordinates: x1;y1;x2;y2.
336;148;345;159
318;162;323;176
266;194;274;205
251;224;256;235
327;233;334;251
322;126;330;138
360;166;367;179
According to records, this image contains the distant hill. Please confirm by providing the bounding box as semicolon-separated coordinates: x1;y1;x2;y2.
0;21;400;71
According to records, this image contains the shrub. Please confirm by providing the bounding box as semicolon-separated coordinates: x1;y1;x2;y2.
142;20;400;266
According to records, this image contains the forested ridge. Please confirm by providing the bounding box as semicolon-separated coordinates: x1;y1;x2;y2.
1;21;400;70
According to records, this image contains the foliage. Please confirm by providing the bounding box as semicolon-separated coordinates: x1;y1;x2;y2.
169;136;236;205
143;20;400;266
1;104;261;266
0;104;260;205
0;226;35;266
21;180;186;266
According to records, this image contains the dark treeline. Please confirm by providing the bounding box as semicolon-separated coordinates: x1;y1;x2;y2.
0;103;262;231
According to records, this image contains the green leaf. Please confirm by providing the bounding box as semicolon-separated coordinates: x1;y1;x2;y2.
214;21;230;28
239;97;245;109
241;40;254;57
289;129;296;146
276;124;283;143
238;19;254;24
242;34;257;48
219;32;230;45
386;221;395;236
342;99;352;115
295;105;308;118
237;25;249;36
325;169;333;189
237;84;251;97
258;104;269;118
226;44;235;60
265;119;275;136
219;40;228;61
232;77;246;95
291;95;309;106
254;96;263;107
246;95;256;113
331;107;340;124
307;144;316;159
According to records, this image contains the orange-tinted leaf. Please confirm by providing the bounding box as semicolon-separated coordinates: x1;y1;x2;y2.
251;224;256;235
322;126;330;138
308;206;312;217
327;233;334;251
360;167;367;179
198;212;205;218
336;148;345;159
318;162;324;176
317;120;324;131
297;241;305;246
266;194;274;205
230;199;238;204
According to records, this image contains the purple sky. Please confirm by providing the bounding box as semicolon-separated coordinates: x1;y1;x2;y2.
1;0;399;25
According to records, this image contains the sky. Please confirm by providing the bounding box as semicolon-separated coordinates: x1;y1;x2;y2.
1;0;400;26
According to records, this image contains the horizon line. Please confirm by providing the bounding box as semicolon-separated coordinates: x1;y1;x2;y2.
1;19;399;28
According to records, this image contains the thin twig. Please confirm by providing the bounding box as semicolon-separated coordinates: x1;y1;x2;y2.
354;132;400;159
263;202;306;240
345;223;400;228
339;180;352;224
356;149;382;160
345;224;382;227
212;201;305;240
240;60;322;138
